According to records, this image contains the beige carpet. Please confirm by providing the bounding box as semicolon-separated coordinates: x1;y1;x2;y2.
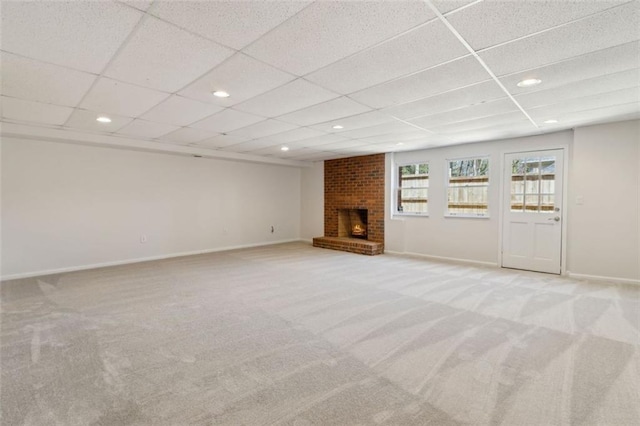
1;242;639;425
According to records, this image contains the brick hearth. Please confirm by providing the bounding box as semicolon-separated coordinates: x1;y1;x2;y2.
312;237;383;256
313;153;385;255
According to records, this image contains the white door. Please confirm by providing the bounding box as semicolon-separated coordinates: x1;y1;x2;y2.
502;149;564;274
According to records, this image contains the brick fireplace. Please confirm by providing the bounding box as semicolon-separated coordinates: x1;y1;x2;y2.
313;154;385;255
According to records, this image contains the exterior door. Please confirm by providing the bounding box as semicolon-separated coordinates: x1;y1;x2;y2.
502;149;564;274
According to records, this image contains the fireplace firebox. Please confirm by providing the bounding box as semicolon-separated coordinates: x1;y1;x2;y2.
338;209;368;239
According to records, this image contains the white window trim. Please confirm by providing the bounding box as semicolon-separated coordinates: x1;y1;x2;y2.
445;155;490;218
394;161;429;217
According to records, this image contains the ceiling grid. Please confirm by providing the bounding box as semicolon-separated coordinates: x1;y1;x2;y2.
1;0;638;162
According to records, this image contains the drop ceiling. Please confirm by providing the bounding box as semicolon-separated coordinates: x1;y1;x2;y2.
1;0;639;164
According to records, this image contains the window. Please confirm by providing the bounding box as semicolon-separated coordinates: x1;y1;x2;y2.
396;163;429;215
447;157;489;217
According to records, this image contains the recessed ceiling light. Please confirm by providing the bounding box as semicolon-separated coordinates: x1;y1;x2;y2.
517;78;542;88
96;115;112;123
544;119;558;124
212;90;230;98
332;125;344;130
281;146;289;151
396;142;404;146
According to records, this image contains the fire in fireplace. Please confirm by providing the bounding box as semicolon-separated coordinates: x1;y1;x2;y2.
351;224;367;237
338;209;368;239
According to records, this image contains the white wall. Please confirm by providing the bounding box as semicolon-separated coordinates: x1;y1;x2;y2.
300;161;324;241
567;120;639;282
386;130;573;265
3;120;638;282
1;138;301;278
382;120;640;282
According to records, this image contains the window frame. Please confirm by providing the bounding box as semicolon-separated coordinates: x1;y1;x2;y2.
445;156;490;218
394;161;430;217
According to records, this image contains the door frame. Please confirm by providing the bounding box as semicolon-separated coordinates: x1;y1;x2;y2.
497;146;570;275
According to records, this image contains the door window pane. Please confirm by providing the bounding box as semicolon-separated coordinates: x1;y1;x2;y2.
511;194;524;212
510;156;556;213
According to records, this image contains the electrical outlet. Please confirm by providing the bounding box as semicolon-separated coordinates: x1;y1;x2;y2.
140;234;148;243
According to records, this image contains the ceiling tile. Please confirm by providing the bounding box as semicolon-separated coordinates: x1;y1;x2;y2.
226;119;298;142
329;144;382;155
220;138;284;153
536;102;640;128
306;21;468;94
447;121;538;143
190;109;266;133
141;96;223;127
350;56;491;108
528;87;640;121
247;145;298;156
65;108;133;133
151;1;312;50
386;139;442;151
383;80;506;120
104;16;234;92
286;134;349;148
448;0;626;50
309;111;397;133
409;98;519;129
80;77;170;118
277;97;371;126
158;127;219;145
255;127;327;144
286;148;334;160
314;140;371;150
430;111;531;134
243;0;436;75
479;2;640;76
515;68;640;109
234;79;339;117
337;120;432;140
195;134;247;149
115;119;181;139
501;41;640;95
1;96;73;125
432;0;478;15
1;53;97;107
1;1;141;73
178;53;296;106
118;1;154;12
361;130;438;144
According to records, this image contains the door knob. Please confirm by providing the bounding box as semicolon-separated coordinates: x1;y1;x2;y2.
548;216;560;222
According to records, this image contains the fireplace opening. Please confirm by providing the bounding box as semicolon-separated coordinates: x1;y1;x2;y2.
338;209;368;239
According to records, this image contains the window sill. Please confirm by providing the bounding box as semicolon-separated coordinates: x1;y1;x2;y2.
394;213;429;218
444;214;490;219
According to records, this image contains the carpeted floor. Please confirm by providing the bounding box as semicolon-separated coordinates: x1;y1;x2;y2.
1;242;638;425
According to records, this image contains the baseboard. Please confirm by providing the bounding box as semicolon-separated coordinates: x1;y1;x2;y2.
385;250;499;268
1;239;301;281
566;271;640;286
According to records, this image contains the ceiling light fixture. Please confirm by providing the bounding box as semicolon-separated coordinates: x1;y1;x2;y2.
396;142;404;146
212;90;230;98
96;115;112;123
281;146;289;151
544;119;558;124
332;125;344;130
517;78;542;88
